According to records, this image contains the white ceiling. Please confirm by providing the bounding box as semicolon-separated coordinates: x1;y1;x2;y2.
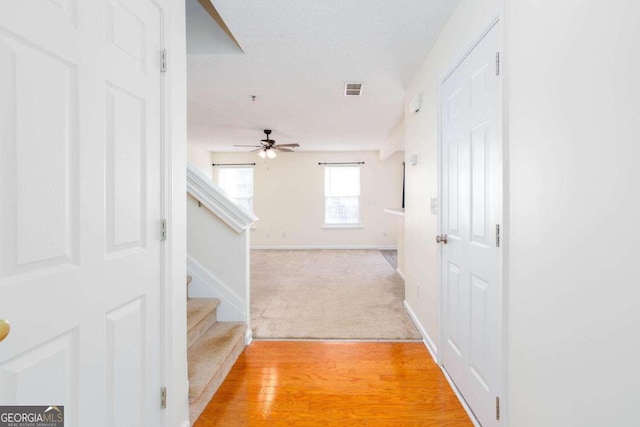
187;0;460;152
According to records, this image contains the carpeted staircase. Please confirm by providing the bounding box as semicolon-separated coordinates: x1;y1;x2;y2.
187;276;247;424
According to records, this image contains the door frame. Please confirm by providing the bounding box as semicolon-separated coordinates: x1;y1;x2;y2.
158;0;189;425
150;0;176;425
436;15;508;426
157;1;171;426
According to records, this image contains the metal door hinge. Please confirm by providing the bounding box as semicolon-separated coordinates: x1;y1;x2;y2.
161;49;167;73
496;52;500;76
496;396;500;420
161;387;167;409
496;224;501;247
161;219;167;241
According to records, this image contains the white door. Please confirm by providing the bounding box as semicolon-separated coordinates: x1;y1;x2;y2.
441;23;501;426
0;1;165;426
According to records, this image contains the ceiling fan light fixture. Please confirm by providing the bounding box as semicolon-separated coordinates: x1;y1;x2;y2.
239;130;296;159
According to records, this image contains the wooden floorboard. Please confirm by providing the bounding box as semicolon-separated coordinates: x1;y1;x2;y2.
194;341;472;426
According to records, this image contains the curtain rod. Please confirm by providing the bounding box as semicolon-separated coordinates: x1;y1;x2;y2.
317;162;365;165
211;163;256;166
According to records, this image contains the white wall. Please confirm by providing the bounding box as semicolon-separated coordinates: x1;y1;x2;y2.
209;151;404;249
396;217;405;277
187;195;249;322
506;1;640;425
379;118;404;160
403;0;499;352
187;143;213;179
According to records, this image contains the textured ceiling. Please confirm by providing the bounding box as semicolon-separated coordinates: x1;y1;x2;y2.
188;0;460;152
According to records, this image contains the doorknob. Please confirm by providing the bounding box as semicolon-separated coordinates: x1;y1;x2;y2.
0;319;10;342
436;234;448;244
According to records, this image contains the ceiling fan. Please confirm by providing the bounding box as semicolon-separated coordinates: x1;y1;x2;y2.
234;130;300;159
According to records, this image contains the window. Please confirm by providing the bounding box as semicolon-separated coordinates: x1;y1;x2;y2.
217;167;254;212
324;166;360;225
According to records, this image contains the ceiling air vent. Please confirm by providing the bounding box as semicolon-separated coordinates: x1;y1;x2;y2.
344;82;363;97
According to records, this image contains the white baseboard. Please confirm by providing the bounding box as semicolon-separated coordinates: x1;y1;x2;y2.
254;337;422;343
187;255;246;322
180;419;190;427
441;367;482;427
251;245;397;250
245;328;253;345
403;300;438;364
396;268;406;280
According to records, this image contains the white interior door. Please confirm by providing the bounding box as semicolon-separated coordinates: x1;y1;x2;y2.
0;1;165;426
441;23;501;426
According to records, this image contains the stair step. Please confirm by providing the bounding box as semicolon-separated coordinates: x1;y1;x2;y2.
188;321;246;424
187;298;220;349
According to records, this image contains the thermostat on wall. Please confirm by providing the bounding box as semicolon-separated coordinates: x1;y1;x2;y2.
409;154;418;166
430;198;438;215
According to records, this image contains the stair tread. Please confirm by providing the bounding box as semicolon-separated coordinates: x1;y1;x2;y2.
188;321;246;404
187;298;221;335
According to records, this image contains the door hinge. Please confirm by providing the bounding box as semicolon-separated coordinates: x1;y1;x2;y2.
160;49;167;73
496;52;500;76
496;224;501;247
496;396;500;420
161;387;167;409
161;219;167;241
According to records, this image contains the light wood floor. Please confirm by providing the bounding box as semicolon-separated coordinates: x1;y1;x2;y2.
194;341;472;426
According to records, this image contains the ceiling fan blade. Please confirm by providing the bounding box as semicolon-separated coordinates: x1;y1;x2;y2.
250;148;263;152
273;143;300;148
260;139;274;144
234;144;263;147
275;147;294;152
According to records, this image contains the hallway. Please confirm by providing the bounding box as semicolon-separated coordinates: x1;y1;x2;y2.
194;341;472;426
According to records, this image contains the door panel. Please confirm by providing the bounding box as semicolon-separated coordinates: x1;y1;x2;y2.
0;31;79;278
447;262;462;356
106;298;145;427
471;123;489;242
105;83;146;253
447;139;461;235
0;330;78;408
470;273;489;388
441;23;501;427
0;1;165;426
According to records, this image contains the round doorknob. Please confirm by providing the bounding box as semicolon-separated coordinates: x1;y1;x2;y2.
0;319;10;342
436;234;448;244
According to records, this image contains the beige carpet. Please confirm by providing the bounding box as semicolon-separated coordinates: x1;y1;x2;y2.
250;249;421;340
